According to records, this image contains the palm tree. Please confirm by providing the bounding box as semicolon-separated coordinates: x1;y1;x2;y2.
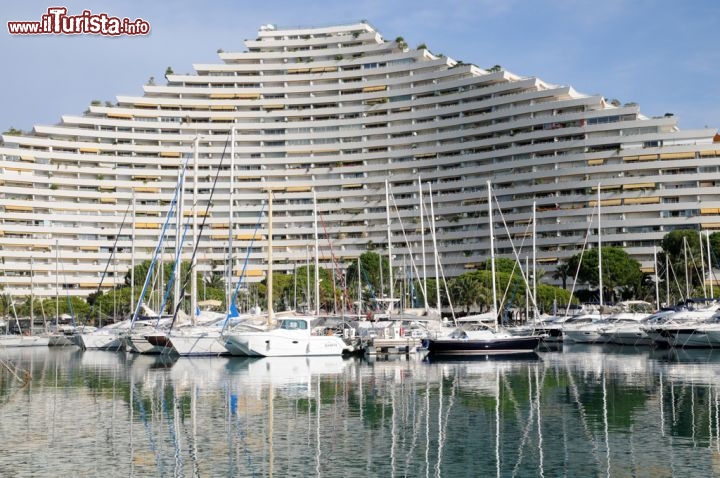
450;274;482;314
205;272;225;290
552;262;571;290
0;293;13;318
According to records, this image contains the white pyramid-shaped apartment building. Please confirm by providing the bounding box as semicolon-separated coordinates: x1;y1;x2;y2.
2;21;719;298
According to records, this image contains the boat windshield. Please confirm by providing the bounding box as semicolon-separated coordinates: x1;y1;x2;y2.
279;319;308;330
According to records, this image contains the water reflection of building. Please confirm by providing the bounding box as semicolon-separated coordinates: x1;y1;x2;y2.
3;348;720;475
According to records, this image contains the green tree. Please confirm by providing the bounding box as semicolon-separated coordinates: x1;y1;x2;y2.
567;247;642;303
41;296;91;323
425;278;440;308
658;230;708;300
345;252;390;300
124;260;204;314
662;229;701;258
449;273;485;313
205;272;226;290
14;296;45;318
482;257;518;275
274;265;336;313
536;283;574;314
0;293;12;317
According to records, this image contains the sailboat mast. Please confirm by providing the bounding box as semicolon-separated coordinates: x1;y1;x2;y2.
525;256;530;322
385;180;394;312
267;190;273;325
428;182;441;313
130;191;136;317
666;254;670;306
418;177;428;310
191;136;198;324
707;230;714;298
683;236;689;299
228;127;235;313
597;183;603;309
306;245;310;312
357;255;362;318
55;239;59;327
487;180;498;332
30;256;34;334
700;229;707;297
293;262;297;311
313;189;320;316
174;154;185;315
532;201;537;321
654;245;660;309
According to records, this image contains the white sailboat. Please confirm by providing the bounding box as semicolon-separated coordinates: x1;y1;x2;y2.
223;190;350;357
0;260;49;347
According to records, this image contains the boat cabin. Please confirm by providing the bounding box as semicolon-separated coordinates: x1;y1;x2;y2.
278;318;309;331
277;317;310;333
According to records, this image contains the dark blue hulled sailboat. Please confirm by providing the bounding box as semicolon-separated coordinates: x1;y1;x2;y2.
423;181;541;358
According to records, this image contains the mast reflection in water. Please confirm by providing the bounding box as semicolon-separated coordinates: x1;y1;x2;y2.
1;345;720;476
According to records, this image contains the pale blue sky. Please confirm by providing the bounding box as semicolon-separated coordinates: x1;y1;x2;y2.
2;0;719;132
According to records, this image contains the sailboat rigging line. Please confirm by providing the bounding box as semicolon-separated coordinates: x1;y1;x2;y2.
359;264;379;301
317;206;348;312
0;260;33;338
663;259;684;304
130;155;189;329
154;218;193;328
489;190;540;314
56;255;79;328
170;134;232;330
435;258;457;325
562;207;597;317
0;265;30;382
87;203;132;323
424;181;456;322
389;190;428;308
221;200;266;333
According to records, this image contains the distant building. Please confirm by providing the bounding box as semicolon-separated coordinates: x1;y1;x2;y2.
1;21;719;298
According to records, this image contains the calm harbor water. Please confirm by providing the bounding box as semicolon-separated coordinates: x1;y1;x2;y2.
1;345;720;477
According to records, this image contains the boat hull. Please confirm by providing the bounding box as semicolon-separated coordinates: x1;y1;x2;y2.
605;330;651;346
423;335;541;356
47;333;76;346
223;332;348;357
168;333;228;356
0;335;49;347
125;333;167;354
77;332;124;350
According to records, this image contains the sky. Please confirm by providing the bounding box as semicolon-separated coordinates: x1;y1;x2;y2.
1;0;719;133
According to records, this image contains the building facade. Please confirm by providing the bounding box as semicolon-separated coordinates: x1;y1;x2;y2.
1;21;720;299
